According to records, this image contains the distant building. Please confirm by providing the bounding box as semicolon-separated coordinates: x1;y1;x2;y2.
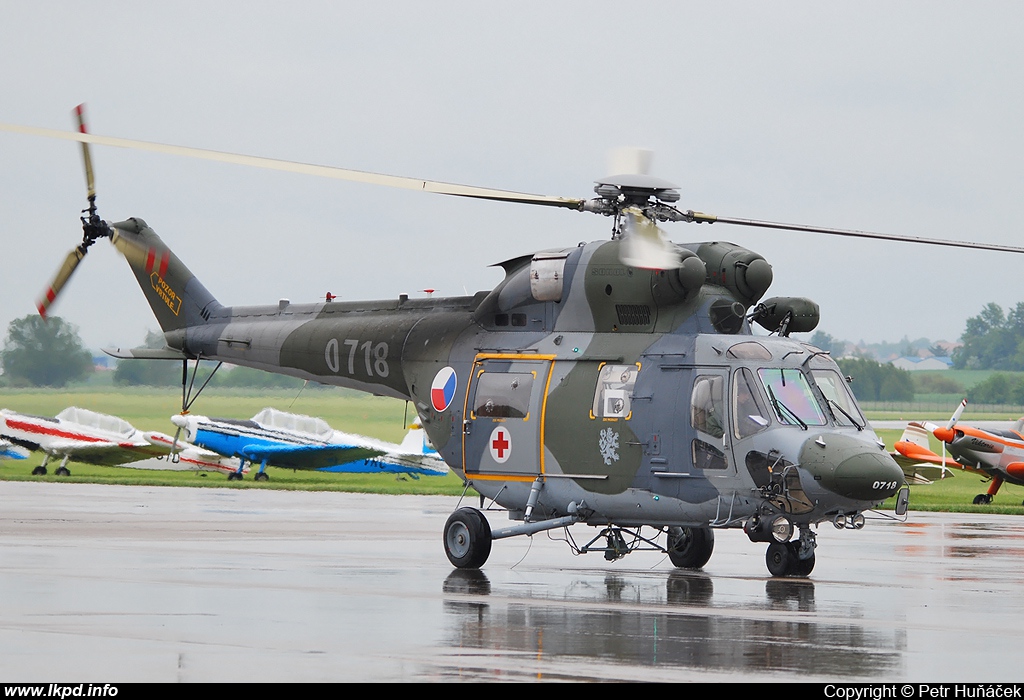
890;356;954;371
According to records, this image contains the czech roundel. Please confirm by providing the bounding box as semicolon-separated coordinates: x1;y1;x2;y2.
430;366;458;412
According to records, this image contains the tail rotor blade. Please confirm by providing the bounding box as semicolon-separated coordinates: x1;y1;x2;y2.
36;105;113;319
37;247;86;317
74;104;95;200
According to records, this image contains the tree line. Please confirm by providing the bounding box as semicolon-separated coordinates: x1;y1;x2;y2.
0;316;304;389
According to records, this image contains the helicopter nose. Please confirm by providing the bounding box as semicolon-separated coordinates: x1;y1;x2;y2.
799;433;904;501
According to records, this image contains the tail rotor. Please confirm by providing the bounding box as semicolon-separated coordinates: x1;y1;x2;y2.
37;104;112;318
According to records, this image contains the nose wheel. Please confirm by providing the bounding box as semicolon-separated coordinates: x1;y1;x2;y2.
765;527;816;577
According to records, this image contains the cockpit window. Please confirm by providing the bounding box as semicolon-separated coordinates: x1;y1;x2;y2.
732;367;770;439
811;369;865;427
757;368;827;427
691;375;725;439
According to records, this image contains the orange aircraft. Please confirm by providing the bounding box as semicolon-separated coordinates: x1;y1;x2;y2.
893;399;1024;504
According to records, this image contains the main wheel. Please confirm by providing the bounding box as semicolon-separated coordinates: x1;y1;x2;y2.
443;507;492;569
31;466;47;476
666;527;715;569
254;472;269;482
55;466;71;477
973;494;992;505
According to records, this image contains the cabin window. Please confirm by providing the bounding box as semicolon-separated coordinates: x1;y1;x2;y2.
591;363;640;419
757;368;827;426
732;367;770;439
691;375;725;439
472;372;535;419
692;439;727;470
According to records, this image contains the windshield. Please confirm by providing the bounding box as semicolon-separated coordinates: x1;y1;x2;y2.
757;368;827;427
810;369;865;427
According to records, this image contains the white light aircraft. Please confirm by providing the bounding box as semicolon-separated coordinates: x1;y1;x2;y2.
0;406;242;476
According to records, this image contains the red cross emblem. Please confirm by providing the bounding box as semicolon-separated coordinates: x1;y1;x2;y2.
489;426;511;464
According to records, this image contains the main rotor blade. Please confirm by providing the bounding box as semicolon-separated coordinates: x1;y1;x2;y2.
0;122;585;211
688;212;1024;255
37;247;85;318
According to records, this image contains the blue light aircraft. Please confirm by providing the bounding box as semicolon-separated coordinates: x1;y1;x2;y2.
169;407;449;481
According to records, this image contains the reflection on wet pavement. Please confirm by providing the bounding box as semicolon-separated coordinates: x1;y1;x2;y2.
440;567;905;680
1;483;1021;682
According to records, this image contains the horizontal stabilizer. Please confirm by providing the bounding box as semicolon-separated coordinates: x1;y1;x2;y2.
103;345;189;360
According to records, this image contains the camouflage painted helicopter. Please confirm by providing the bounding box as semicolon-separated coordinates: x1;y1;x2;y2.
7;108;1024;577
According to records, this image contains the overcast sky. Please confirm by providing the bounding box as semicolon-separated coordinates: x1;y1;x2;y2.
2;2;1023;351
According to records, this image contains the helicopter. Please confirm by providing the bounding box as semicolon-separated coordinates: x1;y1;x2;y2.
7;108;1024;578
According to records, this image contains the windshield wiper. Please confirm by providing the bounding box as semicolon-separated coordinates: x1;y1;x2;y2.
828;398;863;430
766;386;808;431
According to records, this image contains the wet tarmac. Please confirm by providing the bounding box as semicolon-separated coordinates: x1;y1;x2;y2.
0;481;1021;682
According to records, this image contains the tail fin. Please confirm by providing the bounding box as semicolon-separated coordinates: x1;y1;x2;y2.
111;218;221;333
897;422;933;454
398;424;437;455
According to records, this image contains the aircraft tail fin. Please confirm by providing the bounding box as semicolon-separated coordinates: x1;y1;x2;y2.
399;424;437;455
110;218;221;334
898;422;933;454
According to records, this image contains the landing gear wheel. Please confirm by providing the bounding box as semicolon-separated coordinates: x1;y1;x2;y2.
254;472;269;482
766;541;815;577
789;541;815;577
443;507;492;569
31;466;47;476
766;541;793;577
227;472;244;481
55;466;71;477
973;494;993;505
666;527;715;569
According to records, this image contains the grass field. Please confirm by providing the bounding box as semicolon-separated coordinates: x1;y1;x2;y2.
2;387;1023;512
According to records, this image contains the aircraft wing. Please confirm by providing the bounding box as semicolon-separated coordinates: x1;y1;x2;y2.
890;453;956;485
373;453;450;476
42;439;175;467
239;443;386;471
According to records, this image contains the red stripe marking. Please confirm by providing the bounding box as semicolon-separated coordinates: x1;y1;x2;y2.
75;105;87;133
5;419;108;443
159;250;170;278
145;248;155;273
46;288;56;303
